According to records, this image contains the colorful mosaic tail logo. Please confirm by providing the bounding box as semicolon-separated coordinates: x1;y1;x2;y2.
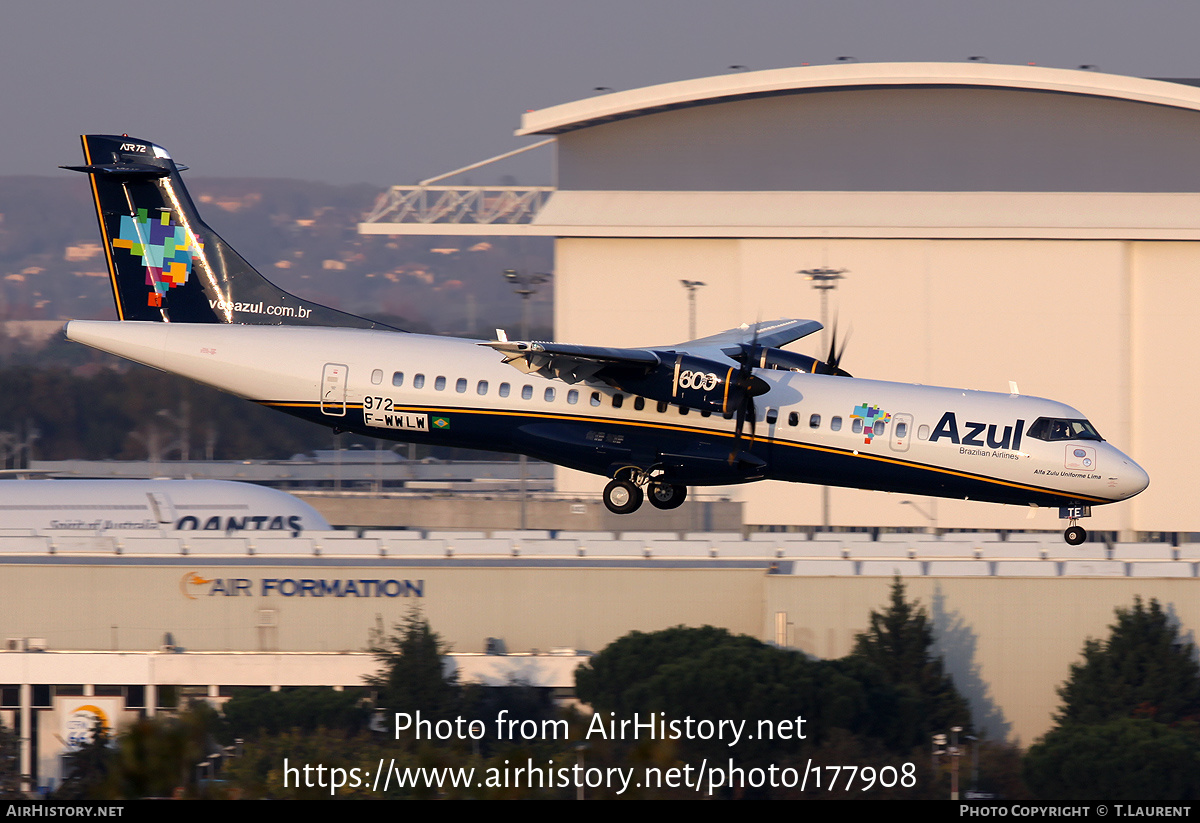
851;403;892;444
112;208;203;307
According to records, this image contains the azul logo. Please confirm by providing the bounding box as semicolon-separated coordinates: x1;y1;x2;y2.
929;412;1025;451
850;403;891;444
112;208;203;308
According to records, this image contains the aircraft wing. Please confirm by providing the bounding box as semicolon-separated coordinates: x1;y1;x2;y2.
480;319;822;384
665;319;823;360
482;341;661;384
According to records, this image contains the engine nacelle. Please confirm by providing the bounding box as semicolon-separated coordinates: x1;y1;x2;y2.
607;353;768;414
746;346;851;377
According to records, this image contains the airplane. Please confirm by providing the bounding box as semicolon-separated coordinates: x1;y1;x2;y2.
0;479;329;533
61;134;1149;545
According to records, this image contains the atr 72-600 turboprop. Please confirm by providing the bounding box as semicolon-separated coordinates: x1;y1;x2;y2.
62;135;1148;544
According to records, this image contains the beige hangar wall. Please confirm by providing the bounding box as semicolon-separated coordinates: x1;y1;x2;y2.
554;235;1181;534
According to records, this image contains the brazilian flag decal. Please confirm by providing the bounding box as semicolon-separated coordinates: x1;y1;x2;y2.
433;417;450;429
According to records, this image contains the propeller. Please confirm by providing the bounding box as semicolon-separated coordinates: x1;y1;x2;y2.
729;328;770;465
819;319;852;377
725;320;850;464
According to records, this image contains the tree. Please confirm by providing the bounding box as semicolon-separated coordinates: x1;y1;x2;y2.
222;687;369;740
1025;598;1200;800
1025;718;1200;801
0;725;21;799
55;720;114;800
367;605;459;722
572;624;981;796
575;625;761;715
848;576;972;738
1054;596;1200;726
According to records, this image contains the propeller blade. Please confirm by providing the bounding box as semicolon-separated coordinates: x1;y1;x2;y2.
822;320;853;377
729;324;763;464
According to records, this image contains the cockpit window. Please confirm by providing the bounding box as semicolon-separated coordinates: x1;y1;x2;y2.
1027;417;1104;442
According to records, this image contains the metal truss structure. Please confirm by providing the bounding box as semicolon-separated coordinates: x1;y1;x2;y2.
363;183;554;226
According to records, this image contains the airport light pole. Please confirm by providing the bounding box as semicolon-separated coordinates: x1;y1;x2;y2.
799;266;847;531
680;279;706;339
503;269;552;342
156;400;191;462
900;499;938;534
503;269;553;530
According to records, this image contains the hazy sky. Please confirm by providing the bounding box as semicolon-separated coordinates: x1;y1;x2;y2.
6;1;1200;186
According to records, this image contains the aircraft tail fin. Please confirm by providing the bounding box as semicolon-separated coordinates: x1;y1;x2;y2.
63;135;398;329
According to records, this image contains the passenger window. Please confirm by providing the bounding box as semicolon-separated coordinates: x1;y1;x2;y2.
917;425;930;440
701;410;712;418
831;416;842;432
788;412;798;427
499;383;510;398
873;420;886;436
657;401;668;413
456;378;467;393
679;406;689;415
809;414;821;429
392;372;404;387
766;409;778;425
723;410;735;420
544;387;555;402
852;419;864;434
413;374;425;389
371;369;383;385
521;385;533;400
590;392;601;407
612;394;624;408
634;397;645;411
477;381;488;395
567;389;579;404
434;376;446;391
896;421;908;438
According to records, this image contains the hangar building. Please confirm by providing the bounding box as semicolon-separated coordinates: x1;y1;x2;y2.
365;62;1200;539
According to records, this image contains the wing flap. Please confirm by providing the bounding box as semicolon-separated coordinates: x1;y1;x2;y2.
481;341;660;384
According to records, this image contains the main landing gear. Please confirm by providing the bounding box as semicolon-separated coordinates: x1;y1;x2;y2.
602;468;687;514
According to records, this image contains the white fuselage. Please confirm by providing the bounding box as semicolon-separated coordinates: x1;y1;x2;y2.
65;321;1150;508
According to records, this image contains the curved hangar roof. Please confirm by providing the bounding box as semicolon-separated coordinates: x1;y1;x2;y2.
518;62;1200;192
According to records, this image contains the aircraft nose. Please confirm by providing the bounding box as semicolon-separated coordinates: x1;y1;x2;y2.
1117;457;1150;499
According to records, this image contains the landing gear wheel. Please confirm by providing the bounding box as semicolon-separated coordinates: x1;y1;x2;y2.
647;482;687;510
1064;525;1087;546
603;479;644;515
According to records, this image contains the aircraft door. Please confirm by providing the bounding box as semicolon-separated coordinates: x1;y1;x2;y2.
321;363;348;417
764;407;778;461
889;413;913;452
145;492;176;525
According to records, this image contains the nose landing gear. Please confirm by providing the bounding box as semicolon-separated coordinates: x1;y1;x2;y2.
1060;504;1091;545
